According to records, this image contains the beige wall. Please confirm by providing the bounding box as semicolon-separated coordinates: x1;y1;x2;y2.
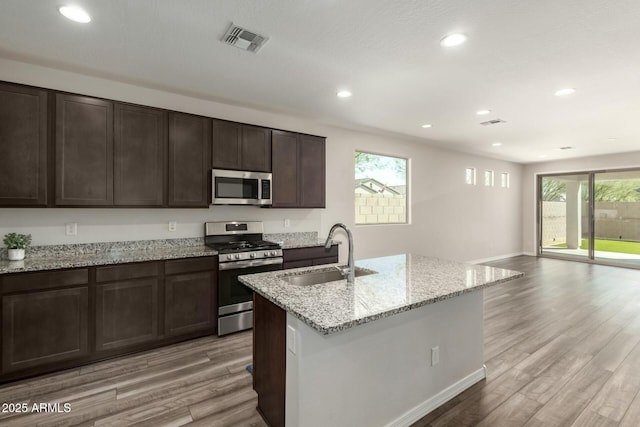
0;57;524;263
522;152;640;254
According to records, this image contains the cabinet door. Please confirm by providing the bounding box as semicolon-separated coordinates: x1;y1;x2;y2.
241;125;271;172
211;119;242;170
2;287;89;373
56;94;113;206
271;130;299;207
168;112;211;207
299;135;326;208
95;278;159;351
165;271;216;336
114;103;167;206
0;83;48;206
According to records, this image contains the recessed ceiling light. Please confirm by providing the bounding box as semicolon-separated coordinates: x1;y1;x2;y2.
440;33;467;47
554;88;576;97
607;138;617;142
539;154;548;158
477;110;491;116
421;124;432;129
336;90;352;98
492;142;502;147
59;5;91;23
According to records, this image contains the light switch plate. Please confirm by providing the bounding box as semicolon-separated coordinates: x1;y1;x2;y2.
431;346;440;366
65;223;77;236
169;221;177;232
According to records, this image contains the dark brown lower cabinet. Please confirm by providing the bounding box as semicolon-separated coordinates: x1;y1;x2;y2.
95;278;159;351
282;245;339;270
0;256;217;383
165;270;216;336
2;286;89;373
253;293;286;427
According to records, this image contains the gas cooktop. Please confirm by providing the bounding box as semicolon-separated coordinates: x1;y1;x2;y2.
206;239;280;254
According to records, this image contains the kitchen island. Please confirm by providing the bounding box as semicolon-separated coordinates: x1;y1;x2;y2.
239;254;524;427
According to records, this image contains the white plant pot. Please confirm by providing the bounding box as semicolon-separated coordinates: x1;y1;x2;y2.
8;249;25;261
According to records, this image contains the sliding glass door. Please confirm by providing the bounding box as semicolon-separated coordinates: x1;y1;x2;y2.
540;174;591;260
539;169;640;268
593;171;640;266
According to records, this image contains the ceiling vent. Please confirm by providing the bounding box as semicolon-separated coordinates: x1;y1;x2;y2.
559;146;573;150
480;119;507;126
222;23;268;53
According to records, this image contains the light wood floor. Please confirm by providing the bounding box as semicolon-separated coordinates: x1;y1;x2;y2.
2;255;640;426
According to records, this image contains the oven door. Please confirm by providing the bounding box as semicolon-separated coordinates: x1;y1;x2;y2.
211;169;272;205
217;258;282;335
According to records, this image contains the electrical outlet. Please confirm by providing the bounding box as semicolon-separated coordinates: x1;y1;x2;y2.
168;221;177;232
431;346;440;366
65;223;77;236
287;325;296;354
284;219;291;228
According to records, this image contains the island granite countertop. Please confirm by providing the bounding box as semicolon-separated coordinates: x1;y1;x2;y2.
239;253;524;335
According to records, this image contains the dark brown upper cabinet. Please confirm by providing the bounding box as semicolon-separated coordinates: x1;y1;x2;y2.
298;134;326;208
241;125;272;172
56;94;114;206
114;103;167;206
271;130;326;208
212;119;271;172
168;112;211;207
271;130;299;208
0;83;48;207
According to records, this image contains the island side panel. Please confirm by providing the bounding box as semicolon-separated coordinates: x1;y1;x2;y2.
286;290;485;427
253;293;286;427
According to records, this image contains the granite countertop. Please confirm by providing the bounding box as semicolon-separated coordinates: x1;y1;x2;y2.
0;239;217;275
239;253;524;335
264;231;337;250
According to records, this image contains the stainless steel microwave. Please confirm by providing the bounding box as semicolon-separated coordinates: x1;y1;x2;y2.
211;169;272;205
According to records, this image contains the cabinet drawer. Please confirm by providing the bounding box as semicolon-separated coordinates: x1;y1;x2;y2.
283;259;313;270
2;269;88;294
96;262;160;283
282;245;338;262
165;256;217;275
312;256;339;266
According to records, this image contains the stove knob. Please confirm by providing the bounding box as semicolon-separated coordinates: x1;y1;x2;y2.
271;251;277;256
235;254;241;260
264;251;270;257
226;255;233;261
250;253;256;258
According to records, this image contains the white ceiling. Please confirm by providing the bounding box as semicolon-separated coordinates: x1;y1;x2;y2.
1;0;639;164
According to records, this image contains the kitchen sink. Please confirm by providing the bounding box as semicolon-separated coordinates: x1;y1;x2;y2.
283;266;377;286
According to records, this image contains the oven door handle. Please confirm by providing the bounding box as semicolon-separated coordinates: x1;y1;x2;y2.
219;257;283;270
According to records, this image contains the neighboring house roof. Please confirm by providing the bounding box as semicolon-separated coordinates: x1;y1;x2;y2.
355;178;401;195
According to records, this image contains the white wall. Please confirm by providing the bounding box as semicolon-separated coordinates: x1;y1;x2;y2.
0;57;523;262
522;151;640;255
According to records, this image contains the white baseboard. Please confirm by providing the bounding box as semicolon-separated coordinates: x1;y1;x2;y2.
385;365;487;427
468;252;525;264
522;251;537;256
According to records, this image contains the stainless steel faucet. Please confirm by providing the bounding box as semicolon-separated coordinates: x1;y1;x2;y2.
325;223;355;284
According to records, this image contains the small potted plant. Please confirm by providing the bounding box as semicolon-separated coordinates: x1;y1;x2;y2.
3;233;32;261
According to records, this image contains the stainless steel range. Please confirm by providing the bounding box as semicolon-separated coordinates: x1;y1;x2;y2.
205;221;282;336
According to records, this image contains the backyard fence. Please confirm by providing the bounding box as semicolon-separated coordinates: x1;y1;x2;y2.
355;193;406;224
542;201;640;245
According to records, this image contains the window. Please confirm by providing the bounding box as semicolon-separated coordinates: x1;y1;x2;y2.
484;170;494;187
501;172;510;188
465;168;476;185
355;151;407;225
